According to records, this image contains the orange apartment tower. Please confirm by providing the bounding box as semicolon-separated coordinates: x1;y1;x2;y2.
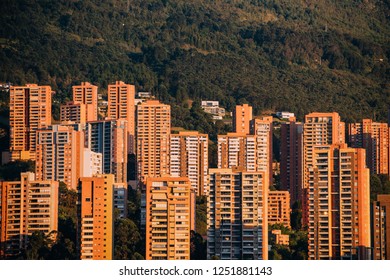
371;194;390;260
218;116;272;183
250;116;273;185
77;174;114;260
268;191;291;228
145;176;191;260
170;131;208;231
207;168;268;260
218;133;257;171
170;131;208;196
107;81;135;154
0;172;58;257
136;100;171;182
308;144;370;260
303;112;345;225
72;82;98;122
60;101;87;124
9;84;52;161
233;104;252;134
280;117;303;206
35;125;84;190
349;119;389;176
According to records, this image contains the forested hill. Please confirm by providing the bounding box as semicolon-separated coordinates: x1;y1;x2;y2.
0;0;389;123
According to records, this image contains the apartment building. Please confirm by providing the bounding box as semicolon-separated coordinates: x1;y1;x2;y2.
77;174;114;260
349;119;389;176
268;191;291;228
233;104;252;134
60;101;87;124
218;133;257;171
35;125;84;190
303;112;345;225
72;82;98;122
136;100;171;182
170;131;208;196
145;177;191;260
207;168;268;260
9;84;52;161
371;195;390;260
280;117;303;206
308;144;370;260
0;172;58;257
107;81;135;154
85;119;128;184
250;116;273;185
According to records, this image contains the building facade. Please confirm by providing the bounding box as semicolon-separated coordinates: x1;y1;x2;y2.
85;119;128;184
72;82;98;122
207;169;268;260
9;84;52;161
35;125;84;190
145;177;191;260
107;81;135;154
218;133;257;171
280;117;303;206
250;116;273;185
308;144;370;260
349;119;389;176
77;175;114;260
170;131;208;196
60;101;87;124
371;195;390;260
136;100;171;182
268;191;291;228
0;172;58;257
303;112;345;225
233;104;252;134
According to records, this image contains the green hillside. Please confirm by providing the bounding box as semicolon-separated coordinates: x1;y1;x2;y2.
0;0;389;125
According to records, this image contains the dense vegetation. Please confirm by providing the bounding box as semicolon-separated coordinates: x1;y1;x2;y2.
0;0;388;126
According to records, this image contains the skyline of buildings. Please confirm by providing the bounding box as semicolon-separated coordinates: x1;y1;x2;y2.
1;82;390;260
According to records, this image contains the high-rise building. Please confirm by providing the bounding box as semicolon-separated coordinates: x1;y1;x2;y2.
218;133;257;171
85;119;128;184
349;119;389;176
0;172;58;257
9;84;52;161
35;125;84;190
136;100;171;182
303;112;345;225
280;117;303;206
170;131;208;231
371;195;390;260
250;116;273;185
170;131;208;196
207;168;268;260
308;144;370;260
113;183;128;219
233;104;252;134
268;191;291;228
77;174;114;260
60;101;87;124
72;82;98;122
107;81;135;154
82;148;103;177
145;177;191;260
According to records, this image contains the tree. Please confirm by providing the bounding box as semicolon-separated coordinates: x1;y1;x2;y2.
0;160;35;180
190;230;207;260
114;218;143;260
